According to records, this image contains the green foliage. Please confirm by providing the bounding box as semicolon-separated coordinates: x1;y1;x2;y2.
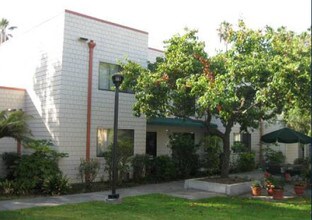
231;141;248;153
264;147;285;164
1;152;20;180
251;180;262;188
293;157;311;180
237;152;255;172
13;179;36;195
0;110;32;141
119;22;310;178
284;106;311;136
103;140;133;183
269;176;285;189
150;155;176;182
199;136;222;174
0;178;34;196
78;158;100;189
3;139;68;194
0;179;14;195
130;154;151;182
169;133;199;178
15;153;61;191
42;174;70;196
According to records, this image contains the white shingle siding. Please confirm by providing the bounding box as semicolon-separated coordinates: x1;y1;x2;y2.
148;48;164;63
56;12;148;180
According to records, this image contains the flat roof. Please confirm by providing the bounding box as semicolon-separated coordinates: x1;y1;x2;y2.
65;9;148;35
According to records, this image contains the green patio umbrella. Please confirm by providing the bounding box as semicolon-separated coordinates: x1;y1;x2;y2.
261;127;311;144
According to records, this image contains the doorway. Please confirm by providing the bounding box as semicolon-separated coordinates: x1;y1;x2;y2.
146;132;157;157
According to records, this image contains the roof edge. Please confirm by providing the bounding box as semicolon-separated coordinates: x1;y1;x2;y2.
65;9;148;35
148;47;164;53
0;86;26;92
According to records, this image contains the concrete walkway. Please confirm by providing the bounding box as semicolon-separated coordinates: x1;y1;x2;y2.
0;170;309;211
0;181;223;211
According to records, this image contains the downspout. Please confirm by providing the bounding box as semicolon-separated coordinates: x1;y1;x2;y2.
86;40;96;162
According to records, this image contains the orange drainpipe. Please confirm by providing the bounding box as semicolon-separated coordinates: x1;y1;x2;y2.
86;40;96;162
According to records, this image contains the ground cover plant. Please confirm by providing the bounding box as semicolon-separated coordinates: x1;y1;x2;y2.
0;194;310;220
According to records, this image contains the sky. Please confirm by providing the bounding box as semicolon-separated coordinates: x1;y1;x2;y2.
0;0;311;55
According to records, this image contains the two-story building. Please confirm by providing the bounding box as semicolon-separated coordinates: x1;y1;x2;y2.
0;10;308;182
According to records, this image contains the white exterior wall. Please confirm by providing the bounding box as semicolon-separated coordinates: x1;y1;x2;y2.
148;48;164;63
58;11;148;180
0;12;65;145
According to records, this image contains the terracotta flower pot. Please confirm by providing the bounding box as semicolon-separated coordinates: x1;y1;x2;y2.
272;188;284;200
251;186;262;196
294;185;305;196
267;188;274;196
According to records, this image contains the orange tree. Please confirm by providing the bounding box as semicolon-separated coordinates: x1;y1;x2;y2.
120;23;311;177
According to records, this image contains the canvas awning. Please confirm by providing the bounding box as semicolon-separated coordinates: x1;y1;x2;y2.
261;127;311;144
147;117;217;129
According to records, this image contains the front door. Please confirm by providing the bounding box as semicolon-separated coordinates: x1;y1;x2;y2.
146;132;157;157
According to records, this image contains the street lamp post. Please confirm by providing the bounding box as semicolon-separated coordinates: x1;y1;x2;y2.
108;74;124;200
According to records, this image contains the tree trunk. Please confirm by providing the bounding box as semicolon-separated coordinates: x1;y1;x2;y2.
259;118;264;166
221;133;231;178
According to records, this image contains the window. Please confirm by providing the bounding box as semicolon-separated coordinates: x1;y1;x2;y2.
233;133;251;151
99;62;120;90
97;128;134;157
234;133;241;142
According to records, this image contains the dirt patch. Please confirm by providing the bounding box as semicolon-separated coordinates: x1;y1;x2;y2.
199;177;249;184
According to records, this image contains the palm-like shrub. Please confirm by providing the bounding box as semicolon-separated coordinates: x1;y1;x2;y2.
0;110;32;141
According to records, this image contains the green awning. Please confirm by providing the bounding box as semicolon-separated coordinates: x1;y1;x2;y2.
147;118;217;129
261;127;311;144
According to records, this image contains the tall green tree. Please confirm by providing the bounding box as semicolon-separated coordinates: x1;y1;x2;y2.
120;23;311;177
0;18;17;44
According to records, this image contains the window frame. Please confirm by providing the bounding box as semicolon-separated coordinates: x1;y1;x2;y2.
98;62;121;91
96;128;135;157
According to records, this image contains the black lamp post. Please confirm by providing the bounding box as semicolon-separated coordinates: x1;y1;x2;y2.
108;74;124;200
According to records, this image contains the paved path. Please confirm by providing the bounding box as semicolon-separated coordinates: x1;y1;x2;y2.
0;170;309;211
0;181;223;211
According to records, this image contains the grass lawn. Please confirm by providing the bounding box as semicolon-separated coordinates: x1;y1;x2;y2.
0;194;310;220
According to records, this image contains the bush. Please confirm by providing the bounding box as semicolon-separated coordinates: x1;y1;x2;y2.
264;147;285;164
232;141;248;153
14;152;62;191
0;179;15;195
238;152;255;172
13;179;36;195
103;140;133;184
294;157;311;180
2;152;20;180
131;154;150;182
0;140;68;196
42;174;70;196
200;136;222;175
169;134;199;178
78;158;100;189
150;155;176;182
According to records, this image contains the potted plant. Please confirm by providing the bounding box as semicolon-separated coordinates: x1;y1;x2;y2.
264;176;274;196
271;177;285;200
251;180;262;196
293;176;306;196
